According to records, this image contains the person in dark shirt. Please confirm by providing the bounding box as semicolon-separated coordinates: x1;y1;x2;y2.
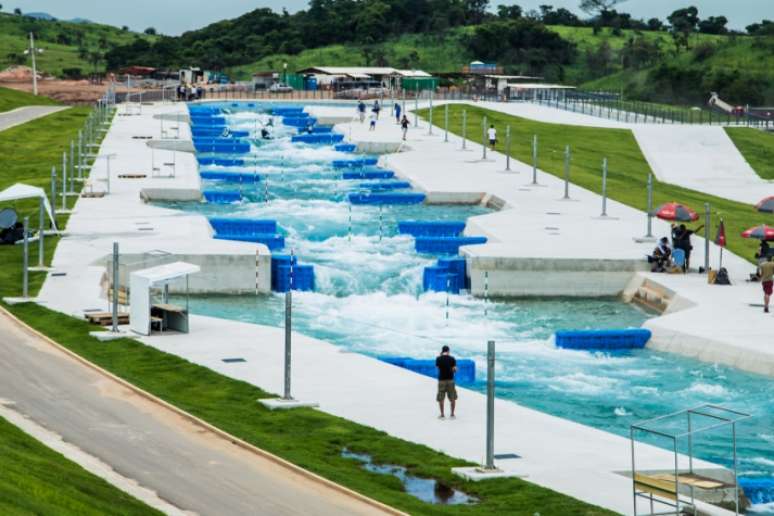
671;223;703;271
435;345;457;419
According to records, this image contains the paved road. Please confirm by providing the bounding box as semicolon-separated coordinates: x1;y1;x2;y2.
0;309;388;516
0;106;69;131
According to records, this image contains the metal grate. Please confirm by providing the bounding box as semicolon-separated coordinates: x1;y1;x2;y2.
222;358;247;363
493;453;521;460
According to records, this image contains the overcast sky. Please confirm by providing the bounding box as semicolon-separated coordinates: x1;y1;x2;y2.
9;0;773;35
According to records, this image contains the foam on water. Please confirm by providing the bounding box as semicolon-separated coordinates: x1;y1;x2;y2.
170;102;774;492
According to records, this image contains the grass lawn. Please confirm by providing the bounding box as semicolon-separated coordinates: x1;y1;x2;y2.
0;108;614;515
417;105;773;262
725;127;774;181
0;415;160;516
0;85;59;112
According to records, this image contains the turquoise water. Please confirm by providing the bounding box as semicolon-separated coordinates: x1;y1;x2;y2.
170;103;774;513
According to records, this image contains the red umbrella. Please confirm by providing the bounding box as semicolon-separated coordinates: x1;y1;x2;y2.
741;224;774;241
756;196;774;213
654;202;699;222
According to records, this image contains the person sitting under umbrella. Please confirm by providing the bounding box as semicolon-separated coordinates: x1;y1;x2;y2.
650;237;672;273
671;223;703;272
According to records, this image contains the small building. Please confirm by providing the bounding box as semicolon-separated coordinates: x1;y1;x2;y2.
507;83;576;101
252;71;280;90
295;67;431;91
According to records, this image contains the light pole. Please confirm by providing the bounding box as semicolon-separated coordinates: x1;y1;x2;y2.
24;33;44;96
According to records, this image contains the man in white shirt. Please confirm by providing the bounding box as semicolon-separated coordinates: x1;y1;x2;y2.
487;125;497;149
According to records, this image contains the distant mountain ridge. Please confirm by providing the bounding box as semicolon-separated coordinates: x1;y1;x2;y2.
15;11;93;24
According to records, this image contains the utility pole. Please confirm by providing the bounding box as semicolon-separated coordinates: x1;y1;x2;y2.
24;33;44;96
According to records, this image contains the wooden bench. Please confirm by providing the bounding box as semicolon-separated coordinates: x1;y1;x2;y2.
84;312;130;326
635;473;678;502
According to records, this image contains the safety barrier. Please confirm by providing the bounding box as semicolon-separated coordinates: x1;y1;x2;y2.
422;257;467;293
271;254;315;292
334;143;357;152
202;190;243;204
197;158;245;167
209;217;277;235
378;356;476;385
358;181;411;191
214;233;285;250
332;158;378;168
414;236;487;255
398;221;466;237
199;170;261;182
341;170;395;180
348;192;426;205
291;133;344;144
554;328;652;350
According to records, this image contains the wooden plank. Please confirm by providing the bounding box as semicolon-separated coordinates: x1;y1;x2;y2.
634;473;677;501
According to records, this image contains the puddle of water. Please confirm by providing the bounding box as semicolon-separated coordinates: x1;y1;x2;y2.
342;449;477;505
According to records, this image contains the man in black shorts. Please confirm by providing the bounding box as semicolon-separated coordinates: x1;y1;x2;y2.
435;345;457;419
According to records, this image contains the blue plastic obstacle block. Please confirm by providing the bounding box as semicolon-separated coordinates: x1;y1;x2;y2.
348;192;426;205
214;233;285;250
358;181;412;191
291;133;344;144
332;158;379;168
341;170;395;180
199;170;261;182
739;478;774;505
273;264;315;292
311;125;333;133
554;329;652;350
414;236;488;255
282;116;315;127
422;266;461;294
271;254;297;290
438;257;467;285
209;217;277;235
190;116;226;126
334;143;357;152
193;141;251;154
398;221;466;237
272;107;305;116
377;356;476;385
197;158;245;167
202;190;242;204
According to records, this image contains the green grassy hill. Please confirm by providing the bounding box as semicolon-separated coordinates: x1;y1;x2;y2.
0;12;155;77
0;85;59;111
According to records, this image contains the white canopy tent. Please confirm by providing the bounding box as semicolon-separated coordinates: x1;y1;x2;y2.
130;261;200;336
0;183;58;231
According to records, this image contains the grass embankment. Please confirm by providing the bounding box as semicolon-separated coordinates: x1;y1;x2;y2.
0;111;613;515
0;85;59;112
417;105;773;262
725;127;774;181
0;415;160;516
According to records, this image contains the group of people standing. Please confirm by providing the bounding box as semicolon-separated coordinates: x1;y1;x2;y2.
357;99;409;139
650;223;703;273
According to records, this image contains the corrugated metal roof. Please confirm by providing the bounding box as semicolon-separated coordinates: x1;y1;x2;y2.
297;66;430;78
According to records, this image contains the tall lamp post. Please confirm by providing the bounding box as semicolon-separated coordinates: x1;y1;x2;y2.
24;33;44;96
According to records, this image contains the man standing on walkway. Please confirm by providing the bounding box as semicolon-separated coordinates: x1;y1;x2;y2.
436;345;457;419
761;256;774;313
487;124;497;150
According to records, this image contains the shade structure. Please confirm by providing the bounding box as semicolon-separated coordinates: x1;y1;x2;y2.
0;183;58;230
741;224;774;241
756;196;774;213
654;202;699;222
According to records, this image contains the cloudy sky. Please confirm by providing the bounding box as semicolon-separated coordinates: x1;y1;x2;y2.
9;0;773;35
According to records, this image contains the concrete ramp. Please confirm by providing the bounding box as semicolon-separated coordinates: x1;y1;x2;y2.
633;125;773;204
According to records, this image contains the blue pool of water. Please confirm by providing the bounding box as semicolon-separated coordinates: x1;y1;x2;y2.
169;103;774;513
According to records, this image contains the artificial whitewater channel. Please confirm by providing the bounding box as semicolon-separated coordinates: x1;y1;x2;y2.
159;102;773;512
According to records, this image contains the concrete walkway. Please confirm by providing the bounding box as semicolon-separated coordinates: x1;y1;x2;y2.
0;308;388;516
0;105;69;131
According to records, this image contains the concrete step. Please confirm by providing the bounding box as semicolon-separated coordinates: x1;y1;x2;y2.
632;284;671;313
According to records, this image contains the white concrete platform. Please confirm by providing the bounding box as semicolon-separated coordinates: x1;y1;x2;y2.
258;398;320;410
